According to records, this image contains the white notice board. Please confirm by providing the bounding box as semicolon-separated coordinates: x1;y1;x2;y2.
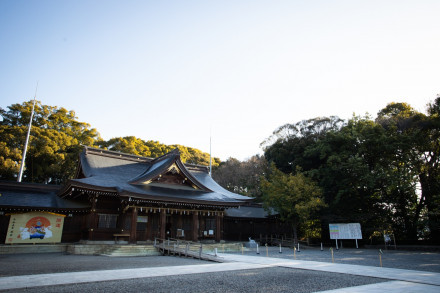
329;223;362;239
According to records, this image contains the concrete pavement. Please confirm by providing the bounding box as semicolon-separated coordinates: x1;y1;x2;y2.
0;253;439;292
218;253;440;292
218;253;440;286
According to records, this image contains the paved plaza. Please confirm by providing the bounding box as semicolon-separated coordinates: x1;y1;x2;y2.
0;247;439;292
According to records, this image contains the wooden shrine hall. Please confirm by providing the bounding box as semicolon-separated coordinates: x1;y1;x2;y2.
56;147;252;243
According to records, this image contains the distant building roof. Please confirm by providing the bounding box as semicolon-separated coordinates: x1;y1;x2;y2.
0;181;89;212
225;204;277;219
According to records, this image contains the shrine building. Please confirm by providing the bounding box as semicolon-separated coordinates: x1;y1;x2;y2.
1;147;289;245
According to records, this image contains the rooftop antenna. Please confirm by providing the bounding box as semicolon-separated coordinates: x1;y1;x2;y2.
17;82;38;182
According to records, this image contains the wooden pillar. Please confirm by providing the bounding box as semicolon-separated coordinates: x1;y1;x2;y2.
129;207;137;244
160;209;166;239
192;211;199;242
215;213;222;242
87;195;97;240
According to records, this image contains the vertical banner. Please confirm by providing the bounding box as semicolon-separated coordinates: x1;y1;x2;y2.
5;212;65;244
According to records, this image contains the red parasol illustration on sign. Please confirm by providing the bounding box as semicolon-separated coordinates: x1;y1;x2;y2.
25;216;51;239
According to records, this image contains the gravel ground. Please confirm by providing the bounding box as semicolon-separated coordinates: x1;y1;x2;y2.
234;246;440;272
1;266;385;293
0;254;208;277
1;247;438;292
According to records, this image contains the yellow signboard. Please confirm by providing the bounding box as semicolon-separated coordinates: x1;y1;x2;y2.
5;212;65;244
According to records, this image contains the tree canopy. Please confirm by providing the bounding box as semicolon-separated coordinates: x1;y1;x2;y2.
0;100;220;184
212;155;267;199
261;164;326;243
262;96;440;244
97;136;220;167
0;100;101;183
2;97;439;244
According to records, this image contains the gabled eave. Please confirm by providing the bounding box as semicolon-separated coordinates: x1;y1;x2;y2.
128;149;213;192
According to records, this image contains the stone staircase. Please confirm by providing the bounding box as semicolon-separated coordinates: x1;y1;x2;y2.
99;245;160;257
1;242;243;257
66;244;161;256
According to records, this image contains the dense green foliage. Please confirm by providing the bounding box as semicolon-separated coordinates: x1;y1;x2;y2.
0;101;219;184
262;97;440;244
261;164;326;243
2;98;439;244
212;155;267;198
0;101;101;183
97;136;220;167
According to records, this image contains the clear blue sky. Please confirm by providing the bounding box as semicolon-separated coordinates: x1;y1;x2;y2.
1;1;439;160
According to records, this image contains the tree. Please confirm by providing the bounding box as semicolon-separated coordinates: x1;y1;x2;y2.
302;115;390;239
261;98;440;244
0;100;101;183
97;136;220;167
261;164;326;244
213;155;268;199
262;116;344;173
423;97;440;243
375;103;426;241
0;100;220;183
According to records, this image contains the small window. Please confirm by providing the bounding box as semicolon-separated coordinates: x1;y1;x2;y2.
98;214;118;229
137;216;148;230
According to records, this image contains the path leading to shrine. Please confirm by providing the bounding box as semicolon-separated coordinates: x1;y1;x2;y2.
219;253;440;292
0;251;439;292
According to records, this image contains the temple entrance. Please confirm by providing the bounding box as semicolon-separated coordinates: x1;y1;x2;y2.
136;215;148;241
165;214;172;238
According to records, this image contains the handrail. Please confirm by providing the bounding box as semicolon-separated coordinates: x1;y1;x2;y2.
154;238;205;259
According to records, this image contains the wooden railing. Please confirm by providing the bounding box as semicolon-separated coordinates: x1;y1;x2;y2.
153;238;221;261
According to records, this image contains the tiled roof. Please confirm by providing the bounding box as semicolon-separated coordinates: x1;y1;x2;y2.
62;147;252;206
225;205;277;218
0;181;89;211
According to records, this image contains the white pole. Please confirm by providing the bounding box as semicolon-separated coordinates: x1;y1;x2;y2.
321;242;323;251
18;84;38;182
279;243;282;253
209;130;212;176
355;239;358;249
335;239;339;250
256;244;260;254
297;243;300;252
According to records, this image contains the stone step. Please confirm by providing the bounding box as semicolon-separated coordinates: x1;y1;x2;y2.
99;245;160;256
101;253;152;257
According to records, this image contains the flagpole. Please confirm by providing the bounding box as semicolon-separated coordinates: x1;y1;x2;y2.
209;130;212;176
17;83;38;182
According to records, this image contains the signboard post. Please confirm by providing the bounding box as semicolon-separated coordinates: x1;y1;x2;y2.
329;223;362;249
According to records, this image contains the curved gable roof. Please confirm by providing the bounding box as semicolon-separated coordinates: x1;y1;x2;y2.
61;147;252;206
128;149;212;191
